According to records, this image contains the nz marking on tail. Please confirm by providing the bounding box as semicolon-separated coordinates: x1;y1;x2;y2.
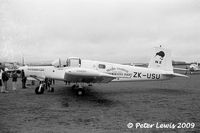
154;51;165;65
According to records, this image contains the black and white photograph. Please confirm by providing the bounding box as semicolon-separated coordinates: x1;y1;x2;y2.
0;0;200;132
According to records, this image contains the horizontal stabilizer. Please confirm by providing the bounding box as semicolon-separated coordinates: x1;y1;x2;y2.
164;73;189;78
173;68;188;71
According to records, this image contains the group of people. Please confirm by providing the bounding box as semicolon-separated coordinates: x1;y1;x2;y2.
0;68;27;93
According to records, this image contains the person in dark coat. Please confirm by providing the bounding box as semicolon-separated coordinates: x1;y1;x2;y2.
21;70;27;89
0;68;4;93
2;69;9;92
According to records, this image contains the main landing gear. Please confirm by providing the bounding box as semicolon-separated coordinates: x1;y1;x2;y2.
71;84;85;96
35;81;54;95
35;83;45;94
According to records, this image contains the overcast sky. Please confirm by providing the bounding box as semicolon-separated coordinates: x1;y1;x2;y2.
0;0;200;63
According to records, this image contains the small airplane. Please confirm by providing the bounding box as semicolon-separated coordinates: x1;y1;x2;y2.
188;62;200;72
174;62;200;75
18;47;188;96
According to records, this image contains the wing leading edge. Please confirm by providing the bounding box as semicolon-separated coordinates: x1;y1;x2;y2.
64;68;116;83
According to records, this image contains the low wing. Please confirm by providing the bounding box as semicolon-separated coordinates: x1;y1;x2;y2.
65;68;116;83
27;75;45;81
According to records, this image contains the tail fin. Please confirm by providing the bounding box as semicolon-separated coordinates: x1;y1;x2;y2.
148;46;173;71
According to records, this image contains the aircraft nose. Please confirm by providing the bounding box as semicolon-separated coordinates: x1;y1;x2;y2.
18;66;27;71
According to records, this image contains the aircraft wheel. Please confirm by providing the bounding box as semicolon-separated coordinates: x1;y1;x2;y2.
35;86;44;94
76;88;85;96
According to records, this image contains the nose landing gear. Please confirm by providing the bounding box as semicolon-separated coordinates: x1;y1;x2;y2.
35;79;54;94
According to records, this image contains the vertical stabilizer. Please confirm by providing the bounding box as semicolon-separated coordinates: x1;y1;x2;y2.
148;47;173;71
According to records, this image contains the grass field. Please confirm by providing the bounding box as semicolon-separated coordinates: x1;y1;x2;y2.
0;74;200;133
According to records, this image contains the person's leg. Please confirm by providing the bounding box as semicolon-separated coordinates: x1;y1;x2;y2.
22;80;26;88
14;81;17;90
0;86;2;92
32;80;35;85
4;81;8;92
12;82;16;90
24;79;27;88
12;82;15;90
0;80;3;92
1;86;5;92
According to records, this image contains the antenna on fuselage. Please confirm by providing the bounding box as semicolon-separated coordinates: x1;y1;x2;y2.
22;56;25;66
59;58;61;67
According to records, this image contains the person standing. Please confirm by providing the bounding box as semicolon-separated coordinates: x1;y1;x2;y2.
0;68;4;93
21;70;26;88
2;69;9;92
12;71;18;91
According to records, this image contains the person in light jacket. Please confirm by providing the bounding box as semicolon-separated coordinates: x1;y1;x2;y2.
12;71;18;91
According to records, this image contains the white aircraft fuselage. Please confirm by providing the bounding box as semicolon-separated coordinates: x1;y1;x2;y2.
21;59;172;83
18;47;187;95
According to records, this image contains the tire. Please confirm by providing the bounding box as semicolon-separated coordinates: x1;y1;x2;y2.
35;86;44;94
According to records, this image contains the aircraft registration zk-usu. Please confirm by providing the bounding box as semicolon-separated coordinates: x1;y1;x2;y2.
19;47;188;96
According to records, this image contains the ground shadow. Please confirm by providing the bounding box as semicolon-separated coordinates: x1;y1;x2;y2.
57;86;120;107
103;87;191;96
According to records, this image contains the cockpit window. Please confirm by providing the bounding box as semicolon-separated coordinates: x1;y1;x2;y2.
66;58;81;67
98;64;106;69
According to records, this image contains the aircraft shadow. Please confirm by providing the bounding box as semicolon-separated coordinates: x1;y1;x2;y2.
59;86;119;107
146;88;191;95
99;87;191;96
55;85;191;108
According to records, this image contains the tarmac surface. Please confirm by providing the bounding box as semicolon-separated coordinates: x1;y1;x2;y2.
0;74;200;133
